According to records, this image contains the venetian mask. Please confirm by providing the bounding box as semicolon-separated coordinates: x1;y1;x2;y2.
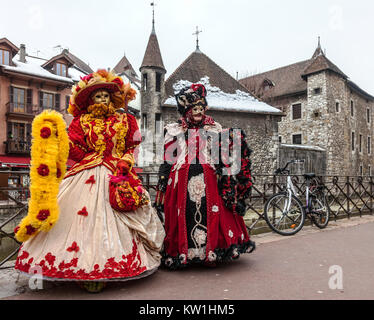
92;90;111;105
189;105;205;124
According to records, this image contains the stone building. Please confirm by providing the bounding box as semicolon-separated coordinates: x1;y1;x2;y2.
138;24;283;174
240;41;374;176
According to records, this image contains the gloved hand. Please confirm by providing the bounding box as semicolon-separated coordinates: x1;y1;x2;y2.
117;160;131;175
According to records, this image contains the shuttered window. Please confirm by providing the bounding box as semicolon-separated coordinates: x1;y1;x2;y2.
292;104;302;120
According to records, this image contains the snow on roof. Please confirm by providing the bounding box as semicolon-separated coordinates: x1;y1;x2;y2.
3;54;81;84
164;77;283;115
68;67;87;82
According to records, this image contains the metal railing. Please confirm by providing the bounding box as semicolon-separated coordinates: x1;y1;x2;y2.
5;140;31;154
6;102;42;116
1;172;373;269
244;175;374;233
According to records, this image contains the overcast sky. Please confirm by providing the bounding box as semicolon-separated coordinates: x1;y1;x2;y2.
1;0;374;94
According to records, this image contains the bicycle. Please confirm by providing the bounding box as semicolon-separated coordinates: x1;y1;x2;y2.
263;160;330;236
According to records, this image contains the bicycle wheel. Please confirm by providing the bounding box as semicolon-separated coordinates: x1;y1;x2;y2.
310;191;330;229
264;192;305;236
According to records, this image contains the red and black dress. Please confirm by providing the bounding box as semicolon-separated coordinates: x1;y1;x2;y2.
156;116;255;269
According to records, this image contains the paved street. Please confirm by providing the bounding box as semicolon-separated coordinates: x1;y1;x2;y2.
1;215;374;300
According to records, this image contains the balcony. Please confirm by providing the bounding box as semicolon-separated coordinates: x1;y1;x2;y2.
5;140;31;155
6;102;43;119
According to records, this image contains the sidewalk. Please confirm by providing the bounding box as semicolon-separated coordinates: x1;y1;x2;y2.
1;215;374;300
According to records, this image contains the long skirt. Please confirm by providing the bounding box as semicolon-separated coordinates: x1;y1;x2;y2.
15;165;165;281
162;163;255;269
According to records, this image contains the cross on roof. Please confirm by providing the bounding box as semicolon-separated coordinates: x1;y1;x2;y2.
151;2;157;33
193;26;202;51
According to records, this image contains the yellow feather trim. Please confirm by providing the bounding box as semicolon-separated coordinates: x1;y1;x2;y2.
15;110;69;243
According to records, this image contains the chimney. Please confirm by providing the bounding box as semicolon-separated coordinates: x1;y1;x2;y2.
19;44;26;63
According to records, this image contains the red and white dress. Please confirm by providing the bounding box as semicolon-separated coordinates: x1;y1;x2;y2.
157;116;255;269
15;113;165;281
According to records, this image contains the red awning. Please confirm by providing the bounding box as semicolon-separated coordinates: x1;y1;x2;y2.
0;155;30;167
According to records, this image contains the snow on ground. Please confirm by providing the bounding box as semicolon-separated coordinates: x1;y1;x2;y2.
164;77;282;115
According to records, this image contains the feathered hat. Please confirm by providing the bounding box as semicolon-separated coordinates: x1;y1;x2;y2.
68;69;136;117
175;83;208;115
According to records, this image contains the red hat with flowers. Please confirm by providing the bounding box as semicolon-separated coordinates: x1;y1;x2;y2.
68;69;136;117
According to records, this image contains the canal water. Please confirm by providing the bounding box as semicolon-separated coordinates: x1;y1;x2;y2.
0;208;26;263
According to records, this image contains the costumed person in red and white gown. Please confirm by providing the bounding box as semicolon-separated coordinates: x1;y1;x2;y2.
14;70;165;292
155;83;255;269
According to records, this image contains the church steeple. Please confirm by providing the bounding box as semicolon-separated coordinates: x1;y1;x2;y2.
139;2;166;167
140;3;165;72
312;36;324;59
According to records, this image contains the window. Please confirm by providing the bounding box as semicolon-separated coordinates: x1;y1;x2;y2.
0;49;10;65
336;102;340;113
41;92;54;109
56;63;67;76
141;113;148;132
314;88;322;95
279;136;282;143
13;87;26;113
369;165;372;176
367;108;371;123
263;79;274;91
65;95;70;110
351;100;354;117
351;132;355;151
360;165;363;176
155;113;162;135
292;104;302;120
368;137;371;155
156;72;162;92
142;73;148;91
359;134;362;153
292;134;302;145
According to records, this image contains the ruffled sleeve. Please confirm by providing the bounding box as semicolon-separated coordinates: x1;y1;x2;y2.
68;116;90;163
124;114;141;156
215;128;253;216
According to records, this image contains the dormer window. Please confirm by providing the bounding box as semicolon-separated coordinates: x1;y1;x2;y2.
56;62;67;77
0;49;10;66
263;79;274;91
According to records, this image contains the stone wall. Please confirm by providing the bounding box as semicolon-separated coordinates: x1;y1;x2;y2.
274;94;308;145
262;70;373;176
345;83;374;176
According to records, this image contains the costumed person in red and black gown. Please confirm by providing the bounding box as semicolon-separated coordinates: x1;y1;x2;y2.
155;83;255;269
14;70;165;292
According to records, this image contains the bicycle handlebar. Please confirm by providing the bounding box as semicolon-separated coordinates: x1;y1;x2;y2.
275;160;305;175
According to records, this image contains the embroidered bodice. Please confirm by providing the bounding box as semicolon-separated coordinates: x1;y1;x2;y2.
66;112;140;178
